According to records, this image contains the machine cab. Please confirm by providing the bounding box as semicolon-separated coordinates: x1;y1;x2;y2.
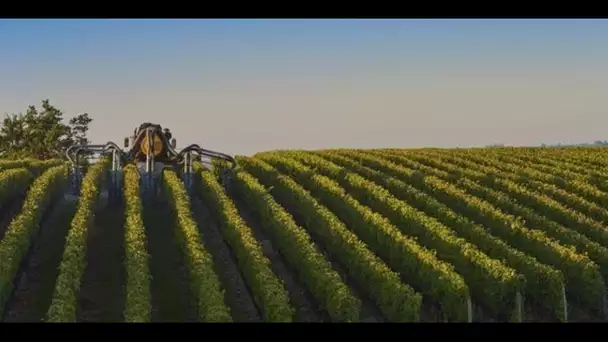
124;123;177;150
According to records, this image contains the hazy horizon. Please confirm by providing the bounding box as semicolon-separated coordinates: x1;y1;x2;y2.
1;19;607;156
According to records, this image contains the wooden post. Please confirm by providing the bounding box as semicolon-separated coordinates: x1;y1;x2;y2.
467;296;473;322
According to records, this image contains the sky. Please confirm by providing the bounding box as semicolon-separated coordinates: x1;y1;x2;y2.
0;18;607;156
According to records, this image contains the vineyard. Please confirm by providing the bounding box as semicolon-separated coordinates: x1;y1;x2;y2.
1;147;608;322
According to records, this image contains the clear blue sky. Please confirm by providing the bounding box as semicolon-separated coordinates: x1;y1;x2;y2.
1;19;607;155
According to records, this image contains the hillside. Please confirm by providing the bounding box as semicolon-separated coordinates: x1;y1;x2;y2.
0;147;607;322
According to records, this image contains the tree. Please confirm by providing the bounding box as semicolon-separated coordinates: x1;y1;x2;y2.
69;112;93;146
0;99;93;160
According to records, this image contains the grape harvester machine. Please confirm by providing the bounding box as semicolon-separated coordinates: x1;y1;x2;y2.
65;122;237;203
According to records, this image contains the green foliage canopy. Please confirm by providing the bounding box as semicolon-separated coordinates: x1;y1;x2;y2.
0;99;93;160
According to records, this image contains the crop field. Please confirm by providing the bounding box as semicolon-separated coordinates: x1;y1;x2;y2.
1;147;608;322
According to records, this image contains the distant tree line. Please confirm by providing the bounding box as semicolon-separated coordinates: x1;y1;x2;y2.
0;99;93;160
539;140;608;147
487;141;608;148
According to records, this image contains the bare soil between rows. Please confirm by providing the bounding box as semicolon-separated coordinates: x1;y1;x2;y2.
190;197;262;322
230;195;326;322
2;198;76;322
76;201;126;322
271;195;386;322
144;199;198;322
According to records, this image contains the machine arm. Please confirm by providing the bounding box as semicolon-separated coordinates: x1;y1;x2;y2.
65;141;127;199
66;142;126;166
177;144;237;170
